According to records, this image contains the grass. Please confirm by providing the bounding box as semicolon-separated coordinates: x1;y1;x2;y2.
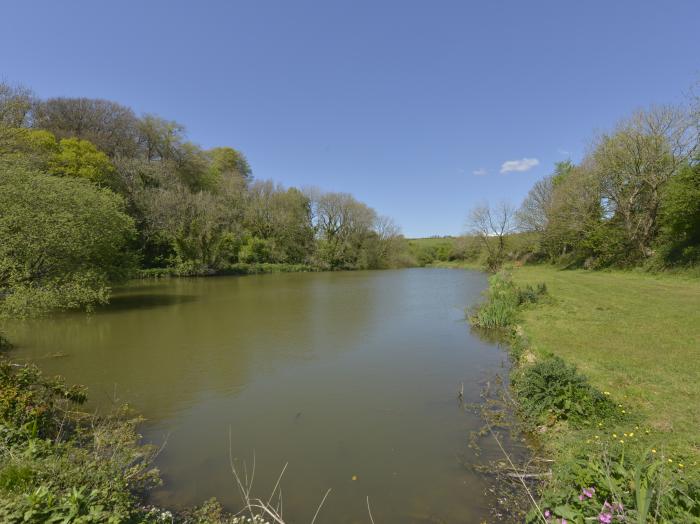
464;264;700;521
509;266;700;449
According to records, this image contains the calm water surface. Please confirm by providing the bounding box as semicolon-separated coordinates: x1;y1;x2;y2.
6;268;515;523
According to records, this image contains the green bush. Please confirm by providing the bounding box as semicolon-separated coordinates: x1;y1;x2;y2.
513;356;618;428
0;358;161;523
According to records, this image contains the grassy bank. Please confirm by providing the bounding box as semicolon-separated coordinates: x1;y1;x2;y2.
469;266;700;522
511;267;700;446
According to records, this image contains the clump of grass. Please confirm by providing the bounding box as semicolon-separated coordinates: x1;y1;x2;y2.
469;272;547;329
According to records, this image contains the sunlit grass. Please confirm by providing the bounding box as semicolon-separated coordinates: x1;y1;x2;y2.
510;266;700;454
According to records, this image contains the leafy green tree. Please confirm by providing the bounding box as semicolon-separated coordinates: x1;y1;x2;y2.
657;162;700;264
143;177;245;272
48;137;115;183
207;146;252;182
244;181;314;263
0;167;136;316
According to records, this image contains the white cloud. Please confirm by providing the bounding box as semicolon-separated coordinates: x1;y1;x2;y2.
500;157;539;173
557;148;571;156
472;168;488;176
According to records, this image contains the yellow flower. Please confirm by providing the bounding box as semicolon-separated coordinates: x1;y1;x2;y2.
668;459;673;463
613;433;618;438
623;433;628;437
351;475;357;481
621;409;626;413
679;463;685;468
595;435;600;439
604;391;610;395
629;432;634;437
651;449;657;453
618;404;623;408
619;440;625;444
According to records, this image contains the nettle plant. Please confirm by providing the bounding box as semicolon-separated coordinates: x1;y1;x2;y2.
513;355;619;429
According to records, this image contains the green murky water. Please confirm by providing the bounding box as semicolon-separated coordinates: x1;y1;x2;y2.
5;268;516;523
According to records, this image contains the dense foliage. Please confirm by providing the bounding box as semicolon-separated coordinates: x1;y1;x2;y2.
513;106;700;270
0;359;161;523
0;82;408;315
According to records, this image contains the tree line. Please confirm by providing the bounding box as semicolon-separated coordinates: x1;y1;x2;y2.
466;99;700;271
0;82;407;316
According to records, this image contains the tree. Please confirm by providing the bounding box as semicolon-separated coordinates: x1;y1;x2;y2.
48;137;115;183
467;202;517;271
243;181;314;263
591;106;697;259
143;177;245;272
657;162;700;265
32;97;140;157
312;191;377;269
137;114;185;162
207;147;252;182
0;167;136;316
518;161;573;234
0;82;34;128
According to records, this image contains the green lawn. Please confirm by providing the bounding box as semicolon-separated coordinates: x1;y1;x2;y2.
510;266;700;453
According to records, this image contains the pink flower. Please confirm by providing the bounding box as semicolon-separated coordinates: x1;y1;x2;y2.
598;512;613;524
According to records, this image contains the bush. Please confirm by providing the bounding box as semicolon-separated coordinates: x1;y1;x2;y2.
0;358;160;523
0;167;136;317
513;356;618;428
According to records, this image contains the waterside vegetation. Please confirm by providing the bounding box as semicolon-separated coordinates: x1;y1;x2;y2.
0;81;409;317
469;269;700;523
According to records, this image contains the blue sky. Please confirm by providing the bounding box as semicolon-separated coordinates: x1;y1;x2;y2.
2;1;698;237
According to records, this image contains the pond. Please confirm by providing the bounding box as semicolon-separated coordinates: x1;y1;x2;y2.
5;268;518;523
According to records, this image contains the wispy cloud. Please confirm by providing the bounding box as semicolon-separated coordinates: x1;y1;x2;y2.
500;157;539;173
472;168;488;176
557;148;571;156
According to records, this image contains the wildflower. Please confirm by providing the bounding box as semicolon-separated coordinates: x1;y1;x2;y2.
651;449;657;453
619;440;625;444
618;404;622;408
679;463;684;468
544;509;551;518
623;433;628;437
598;512;613;523
612;433;617;438
604;391;610;395
595;435;600;439
352;475;358;480
668;458;673;463
621;409;626;413
582;487;595;498
598;422;603;427
629;432;634;437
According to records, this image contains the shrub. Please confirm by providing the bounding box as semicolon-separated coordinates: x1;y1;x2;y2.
513;356;618;428
0;358;160;522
